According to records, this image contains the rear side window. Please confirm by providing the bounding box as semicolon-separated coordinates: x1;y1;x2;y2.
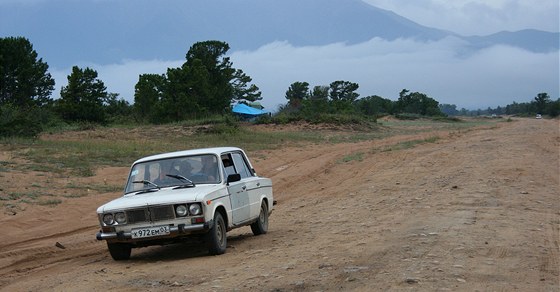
222;154;236;177
221;152;254;179
232;152;252;178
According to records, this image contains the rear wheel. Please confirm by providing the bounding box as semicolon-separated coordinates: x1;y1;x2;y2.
251;201;269;235
207;212;227;255
107;243;131;260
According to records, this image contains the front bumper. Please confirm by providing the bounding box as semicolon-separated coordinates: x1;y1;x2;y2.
96;220;214;241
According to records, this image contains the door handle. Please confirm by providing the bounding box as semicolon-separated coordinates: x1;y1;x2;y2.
242;186;246;190
256;182;260;187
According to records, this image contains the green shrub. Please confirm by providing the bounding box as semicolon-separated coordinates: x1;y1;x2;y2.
0;104;48;137
430;116;462;122
394;113;422;120
196;115;240;134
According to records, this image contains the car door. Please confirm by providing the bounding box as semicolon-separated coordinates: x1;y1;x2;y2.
223;153;251;225
230;152;263;219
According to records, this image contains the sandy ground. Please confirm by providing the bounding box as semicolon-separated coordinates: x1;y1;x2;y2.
0;118;558;291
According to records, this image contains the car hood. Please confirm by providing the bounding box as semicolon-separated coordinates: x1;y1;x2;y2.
97;184;222;213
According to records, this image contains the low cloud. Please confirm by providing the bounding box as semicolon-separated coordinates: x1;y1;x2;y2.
232;38;559;110
361;0;559;35
51;37;559;111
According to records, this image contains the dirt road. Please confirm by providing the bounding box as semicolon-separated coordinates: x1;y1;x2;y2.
0;118;558;291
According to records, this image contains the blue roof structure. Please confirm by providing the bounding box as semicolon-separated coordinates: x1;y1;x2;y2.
232;103;269;117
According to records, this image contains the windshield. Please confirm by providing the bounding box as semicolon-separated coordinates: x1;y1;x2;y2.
125;154;221;194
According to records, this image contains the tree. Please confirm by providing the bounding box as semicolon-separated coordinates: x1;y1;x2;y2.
57;66;108;123
395;89;442;116
439;104;459;116
0;37;54;108
355;95;393;116
329;80;359;102
157;58;224;122
137;40;263;122
157;66;196;122
309;85;329;101
134;74;165;122
185;40;234;114
547;98;560;117
285;81;309;108
231;69;262;103
299;85;330;115
534;92;550;114
104;92;132;122
329;80;359;113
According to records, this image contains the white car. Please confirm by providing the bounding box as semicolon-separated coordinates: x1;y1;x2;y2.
96;147;273;260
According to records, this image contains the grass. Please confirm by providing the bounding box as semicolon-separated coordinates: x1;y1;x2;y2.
12;139;158;175
7;118;493;176
0;191;55;205
0;161;11;172
376;136;441;153
337;135;442;164
36;199;63;206
0;116;494;211
380;118;494;131
339;152;365;163
65;182;122;193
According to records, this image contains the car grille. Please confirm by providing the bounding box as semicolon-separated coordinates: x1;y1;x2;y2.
127;209;147;223
150;206;175;221
126;206;175;224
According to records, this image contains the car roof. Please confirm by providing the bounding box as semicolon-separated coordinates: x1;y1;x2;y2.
133;147;243;164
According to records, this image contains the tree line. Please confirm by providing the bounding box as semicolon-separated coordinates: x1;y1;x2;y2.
280;81;444;121
438;93;560;117
0;37;262;136
1;36;557;137
281;81;559;122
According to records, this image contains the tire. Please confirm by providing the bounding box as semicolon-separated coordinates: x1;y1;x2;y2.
251;201;269;235
207;212;227;255
107;243;131;261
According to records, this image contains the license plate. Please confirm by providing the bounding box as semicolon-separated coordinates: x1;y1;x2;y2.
131;225;171;239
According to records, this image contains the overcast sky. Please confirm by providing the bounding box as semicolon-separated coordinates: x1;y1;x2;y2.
2;0;559;110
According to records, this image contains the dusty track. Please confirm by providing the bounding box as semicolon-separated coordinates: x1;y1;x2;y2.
0;118;558;291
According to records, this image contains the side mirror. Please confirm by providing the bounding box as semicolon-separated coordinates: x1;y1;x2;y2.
226;173;241;184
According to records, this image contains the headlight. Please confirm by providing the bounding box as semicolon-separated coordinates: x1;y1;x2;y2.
175;205;188;217
115;212;126;224
103;213;114;225
189;203;202;216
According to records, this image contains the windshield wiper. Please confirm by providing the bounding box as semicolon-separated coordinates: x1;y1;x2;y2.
132;180;161;194
166;174;196;188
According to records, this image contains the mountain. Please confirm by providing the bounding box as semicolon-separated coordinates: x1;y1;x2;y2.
1;0;558;67
463;29;559;53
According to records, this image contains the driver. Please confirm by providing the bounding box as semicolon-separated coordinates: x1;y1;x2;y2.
154;160;173;185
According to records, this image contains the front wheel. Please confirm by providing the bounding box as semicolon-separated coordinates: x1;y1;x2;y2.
206;212;227;255
251;201;269;235
107;242;131;261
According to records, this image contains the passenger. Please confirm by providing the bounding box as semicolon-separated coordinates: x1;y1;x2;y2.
154;160;175;186
153;163;167;185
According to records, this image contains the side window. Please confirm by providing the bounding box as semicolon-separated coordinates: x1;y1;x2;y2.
221;154;236;177
232;152;252;179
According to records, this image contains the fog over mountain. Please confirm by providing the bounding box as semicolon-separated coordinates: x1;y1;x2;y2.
1;0;558;109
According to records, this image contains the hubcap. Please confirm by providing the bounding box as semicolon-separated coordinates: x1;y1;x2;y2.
260;206;267;225
217;220;225;245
